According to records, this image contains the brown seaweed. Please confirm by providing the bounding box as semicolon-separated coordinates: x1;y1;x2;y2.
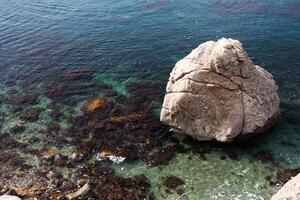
59;70;95;81
163;176;185;190
10;93;39;105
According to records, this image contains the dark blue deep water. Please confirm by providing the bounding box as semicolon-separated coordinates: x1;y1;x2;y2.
0;0;299;199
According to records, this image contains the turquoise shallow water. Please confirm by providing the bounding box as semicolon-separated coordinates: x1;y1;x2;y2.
0;0;299;199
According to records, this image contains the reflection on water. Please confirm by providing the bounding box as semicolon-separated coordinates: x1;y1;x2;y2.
0;0;299;199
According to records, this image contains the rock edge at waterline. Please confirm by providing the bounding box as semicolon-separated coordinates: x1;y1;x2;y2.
271;173;300;200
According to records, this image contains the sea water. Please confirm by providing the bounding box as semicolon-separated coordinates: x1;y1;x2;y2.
0;0;299;199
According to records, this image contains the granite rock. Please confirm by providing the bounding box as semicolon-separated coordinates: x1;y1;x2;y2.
161;38;280;142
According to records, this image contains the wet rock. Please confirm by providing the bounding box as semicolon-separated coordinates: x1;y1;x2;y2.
276;168;300;185
0;195;21;200
163;176;185;190
11;92;39;105
161;38;280;142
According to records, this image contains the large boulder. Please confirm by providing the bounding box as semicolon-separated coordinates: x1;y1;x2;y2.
271;173;300;200
160;38;280;142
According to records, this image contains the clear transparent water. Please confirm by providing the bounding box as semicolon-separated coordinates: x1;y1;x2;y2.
0;0;299;199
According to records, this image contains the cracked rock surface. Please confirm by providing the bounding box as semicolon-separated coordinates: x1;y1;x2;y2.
160;38;280;142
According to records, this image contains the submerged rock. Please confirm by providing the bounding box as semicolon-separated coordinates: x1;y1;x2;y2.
163;176;185;190
161;38;280;142
254;149;274;163
9;125;26;134
10;92;39;105
59;70;95;81
147;143;185;166
19;108;43;122
271;173;300;200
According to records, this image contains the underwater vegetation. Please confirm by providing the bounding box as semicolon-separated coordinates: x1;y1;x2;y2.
0;65;299;199
0;0;299;199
